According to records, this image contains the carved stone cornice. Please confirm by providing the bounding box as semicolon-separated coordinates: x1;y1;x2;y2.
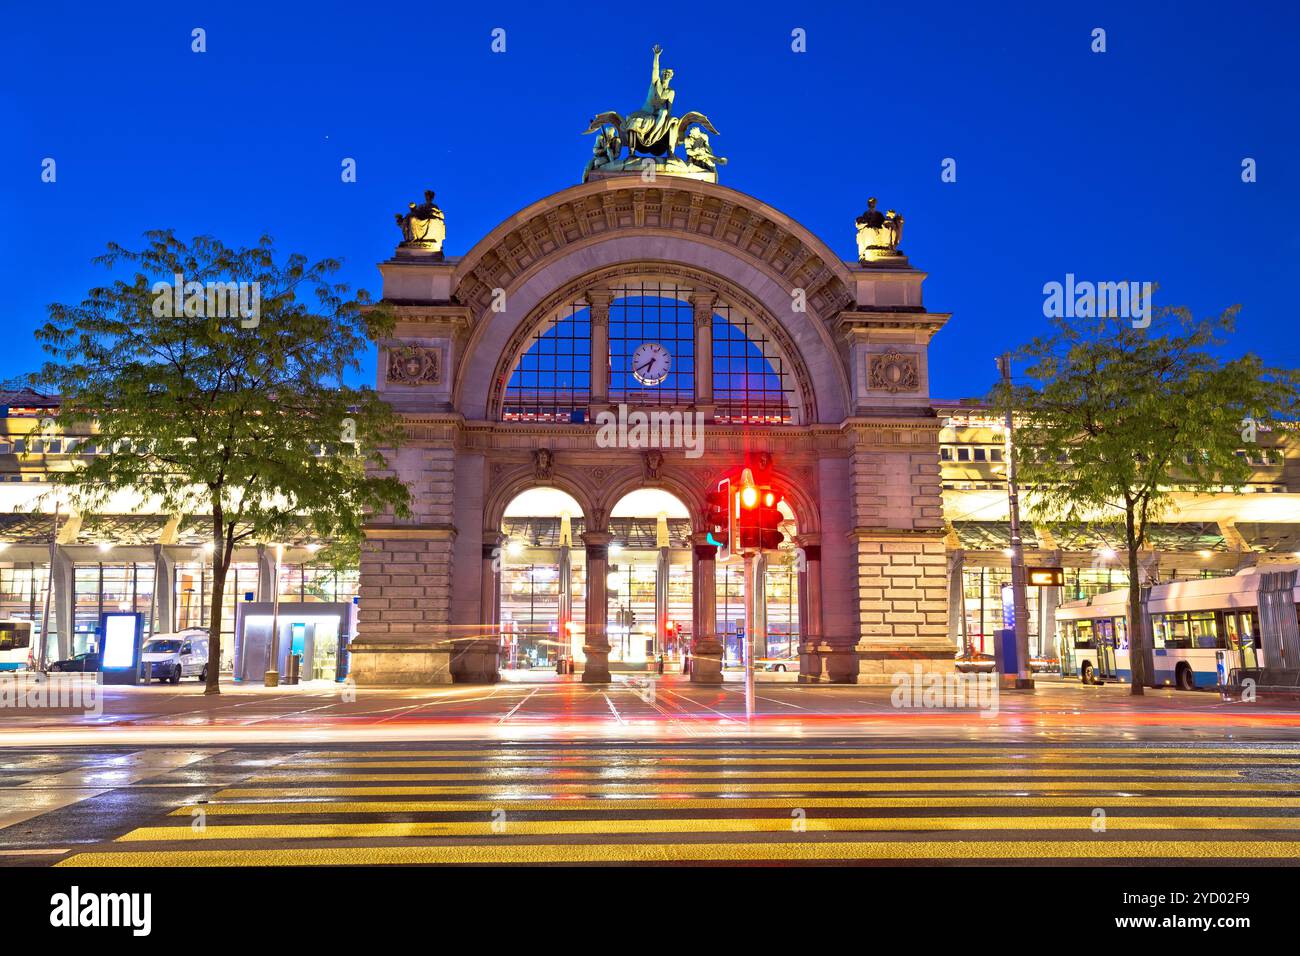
451;181;856;324
388;304;473;330
835;310;950;344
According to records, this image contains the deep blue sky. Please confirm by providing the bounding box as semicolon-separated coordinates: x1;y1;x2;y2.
3;1;1297;400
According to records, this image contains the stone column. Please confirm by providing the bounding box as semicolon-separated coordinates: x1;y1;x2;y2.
690;291;716;420
690;531;723;683
796;534;824;682
52;545;75;660
255;543;276;601
586;288;612;418
581;530;612;683
947;548;967;657
153;544;176;636
480;532;504;638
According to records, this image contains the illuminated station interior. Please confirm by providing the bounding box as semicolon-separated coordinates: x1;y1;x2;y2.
3;386;1295;674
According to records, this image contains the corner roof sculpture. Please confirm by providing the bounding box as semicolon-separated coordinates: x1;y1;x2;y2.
582;45;726;183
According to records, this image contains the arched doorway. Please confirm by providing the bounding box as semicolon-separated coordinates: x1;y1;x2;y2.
499;487;585;671
606;489;693;668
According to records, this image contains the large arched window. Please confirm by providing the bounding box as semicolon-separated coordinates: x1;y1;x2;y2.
609;283;696;407
501;282;794;423
712;306;793;424
502;303;592;422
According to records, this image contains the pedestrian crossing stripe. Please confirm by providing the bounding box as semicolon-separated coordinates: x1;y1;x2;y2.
167;794;1300;815
212;779;1300;798
280;755;1300;768
112;816;1300;842
304;749;1300;764
242;767;1269;783
54;839;1300;866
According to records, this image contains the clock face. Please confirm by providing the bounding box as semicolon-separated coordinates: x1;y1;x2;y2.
631;342;671;386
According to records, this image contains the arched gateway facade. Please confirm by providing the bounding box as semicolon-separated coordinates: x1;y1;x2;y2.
350;173;954;685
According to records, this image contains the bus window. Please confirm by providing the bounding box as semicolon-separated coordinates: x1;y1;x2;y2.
1075;621;1095;649
1188;611;1219;649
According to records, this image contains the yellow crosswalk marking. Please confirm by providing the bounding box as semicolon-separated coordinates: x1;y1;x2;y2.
244;767;1260;783
304;749;1300;764
51;744;1297;867
212;779;1300;798
56;839;1300;867
282;755;1300;768
116;816;1300;842
168;794;1300;815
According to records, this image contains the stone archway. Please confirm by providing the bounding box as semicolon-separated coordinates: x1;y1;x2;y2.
354;172;955;688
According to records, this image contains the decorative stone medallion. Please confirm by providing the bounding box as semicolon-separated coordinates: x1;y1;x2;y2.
387;345;443;386
868;351;919;393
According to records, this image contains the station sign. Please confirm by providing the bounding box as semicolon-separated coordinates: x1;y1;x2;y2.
1027;566;1065;587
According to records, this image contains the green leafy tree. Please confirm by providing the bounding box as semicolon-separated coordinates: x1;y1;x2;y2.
36;231;411;694
996;307;1299;695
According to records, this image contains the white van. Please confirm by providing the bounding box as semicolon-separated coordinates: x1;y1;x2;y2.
142;629;210;683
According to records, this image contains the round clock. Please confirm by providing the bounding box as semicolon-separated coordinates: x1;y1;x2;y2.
631;342;671;386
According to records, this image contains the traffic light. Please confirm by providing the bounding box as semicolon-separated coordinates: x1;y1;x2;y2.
735;469;761;551
757;488;785;551
736;470;785;552
705;477;731;560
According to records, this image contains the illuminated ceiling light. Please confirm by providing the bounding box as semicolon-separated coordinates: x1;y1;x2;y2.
606;572;622;590
506;539;525;557
201;542;215;554
609;543;623;557
1197;550;1213;559
305;543;321;554
1002;548;1015;557
97;542;113;553
0;542;9;551
1097;547;1117;561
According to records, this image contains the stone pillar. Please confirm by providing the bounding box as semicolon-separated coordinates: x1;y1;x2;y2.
586;288;612;417
581;530;612;683
350;529;464;686
947;548;966;657
153;544;176;636
52;545;74;660
690;291;716;420
796;534;824;682
690;531;723;683
255;543;276;601
479;531;504;638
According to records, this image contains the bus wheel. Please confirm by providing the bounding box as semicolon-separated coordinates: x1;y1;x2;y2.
1081;662;1094;685
1175;664;1196;691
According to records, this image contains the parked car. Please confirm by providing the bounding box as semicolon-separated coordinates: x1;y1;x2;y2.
142;629;210;683
756;656;799;672
49;651;101;673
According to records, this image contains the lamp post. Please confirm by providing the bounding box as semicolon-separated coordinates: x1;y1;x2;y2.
998;353;1034;689
263;543;284;687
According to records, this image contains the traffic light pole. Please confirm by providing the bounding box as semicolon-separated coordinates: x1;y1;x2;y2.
1000;353;1034;690
742;549;757;721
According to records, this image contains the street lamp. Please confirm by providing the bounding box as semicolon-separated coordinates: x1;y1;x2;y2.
264;543;284;687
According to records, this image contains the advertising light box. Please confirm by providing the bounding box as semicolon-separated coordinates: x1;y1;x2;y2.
100;612;144;684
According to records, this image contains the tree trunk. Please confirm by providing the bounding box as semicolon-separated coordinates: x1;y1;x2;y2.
204;514;227;696
1125;508;1146;696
